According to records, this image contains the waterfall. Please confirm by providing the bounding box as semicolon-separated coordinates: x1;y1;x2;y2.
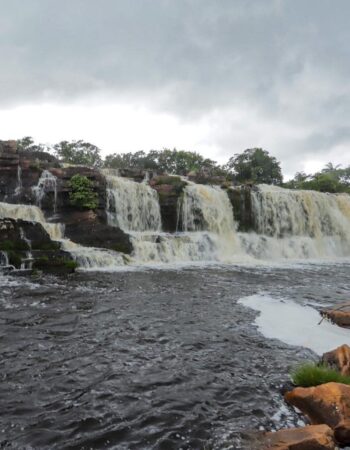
60;240;127;270
14;165;22;196
180;183;236;234
0;202;63;240
19;227;33;270
0;202;125;269
237;185;350;259
103;169;161;232
32;170;58;212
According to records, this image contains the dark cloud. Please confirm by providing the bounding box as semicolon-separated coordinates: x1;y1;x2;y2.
1;0;350;173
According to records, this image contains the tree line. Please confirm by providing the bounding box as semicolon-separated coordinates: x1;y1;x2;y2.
16;136;350;193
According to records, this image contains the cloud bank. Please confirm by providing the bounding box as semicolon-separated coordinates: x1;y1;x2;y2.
1;0;350;177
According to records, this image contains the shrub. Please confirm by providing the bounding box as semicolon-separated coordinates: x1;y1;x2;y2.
291;363;350;387
68;174;98;210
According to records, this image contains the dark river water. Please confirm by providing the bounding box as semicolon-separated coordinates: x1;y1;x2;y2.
1;262;350;449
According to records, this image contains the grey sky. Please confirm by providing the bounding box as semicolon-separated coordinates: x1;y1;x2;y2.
1;0;350;177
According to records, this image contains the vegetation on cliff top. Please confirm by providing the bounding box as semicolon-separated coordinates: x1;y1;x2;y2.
16;137;350;194
68;174;98;210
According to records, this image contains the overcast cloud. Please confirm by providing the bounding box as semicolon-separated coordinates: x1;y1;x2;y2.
1;0;349;178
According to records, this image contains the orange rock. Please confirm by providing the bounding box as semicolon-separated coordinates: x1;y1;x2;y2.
322;345;350;376
285;382;350;445
263;425;336;449
322;304;350;328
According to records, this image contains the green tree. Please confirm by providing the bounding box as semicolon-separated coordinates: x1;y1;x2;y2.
285;163;350;193
104;148;223;176
225;148;283;185
68;174;98;210
54;140;102;167
16;136;50;153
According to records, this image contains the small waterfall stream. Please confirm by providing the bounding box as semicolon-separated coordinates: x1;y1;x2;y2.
32;170;58;212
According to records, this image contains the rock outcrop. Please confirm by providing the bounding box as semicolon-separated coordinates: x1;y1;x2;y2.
285;382;350;445
321;345;350;376
0;218;76;273
321;304;350;328
62;210;133;254
226;185;254;232
262;424;336;450
150;176;187;232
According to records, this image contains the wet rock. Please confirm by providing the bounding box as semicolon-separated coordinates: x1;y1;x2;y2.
262;425;336;450
226;185;254;232
150;176;187;232
285;382;350;445
321;345;350;376
63;210;133;254
321;304;350;328
0;218;75;272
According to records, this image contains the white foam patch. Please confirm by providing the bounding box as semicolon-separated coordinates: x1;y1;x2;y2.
238;294;350;355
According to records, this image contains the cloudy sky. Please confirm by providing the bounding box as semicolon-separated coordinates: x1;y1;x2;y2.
1;0;349;178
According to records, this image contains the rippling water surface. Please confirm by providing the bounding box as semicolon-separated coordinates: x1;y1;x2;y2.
1;262;350;449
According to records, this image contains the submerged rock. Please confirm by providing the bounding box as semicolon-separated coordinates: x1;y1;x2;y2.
321;344;350;376
262;424;336;450
321;304;350;328
285;382;350;445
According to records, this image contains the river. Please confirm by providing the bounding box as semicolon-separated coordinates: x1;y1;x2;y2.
1;260;350;449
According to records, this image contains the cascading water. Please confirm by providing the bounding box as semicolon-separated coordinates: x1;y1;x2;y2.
104;169;161;232
0;202;63;240
19;227;33;270
32;170;58;212
14;165;22;196
237;185;350;259
104;172;242;265
0;202;125;270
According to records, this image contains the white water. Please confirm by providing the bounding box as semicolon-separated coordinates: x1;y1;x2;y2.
239;294;350;355
104;169;161;232
14;165;22;196
32;170;58;213
0;202;63;240
0;202;125;270
245;185;350;259
1;174;350;269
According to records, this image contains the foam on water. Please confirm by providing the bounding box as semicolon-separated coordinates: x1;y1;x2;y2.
238;294;350;355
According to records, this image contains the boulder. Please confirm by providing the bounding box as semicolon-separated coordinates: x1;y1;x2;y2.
262;425;336;450
321;345;350;376
321;304;350;328
285;382;350;445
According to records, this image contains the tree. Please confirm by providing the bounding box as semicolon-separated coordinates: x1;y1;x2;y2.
104;148;223;176
284;163;350;193
68;174;98;210
54;140;102;167
16;136;50;153
225;148;283;185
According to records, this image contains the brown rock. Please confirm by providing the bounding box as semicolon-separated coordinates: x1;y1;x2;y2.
322;345;350;376
321;303;350;328
285;382;350;445
263;425;336;449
